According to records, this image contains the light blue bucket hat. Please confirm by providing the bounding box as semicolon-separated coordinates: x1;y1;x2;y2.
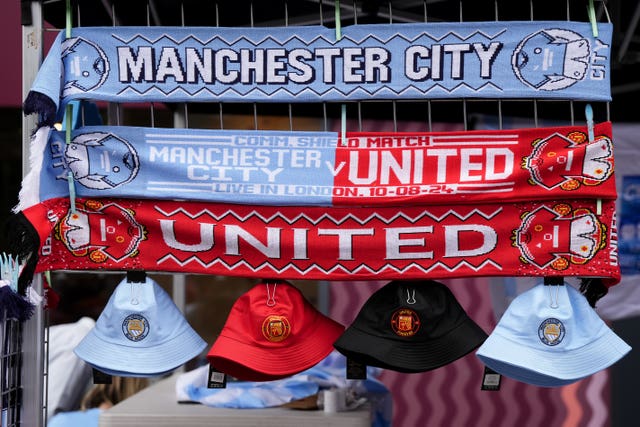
75;276;206;377
476;283;631;387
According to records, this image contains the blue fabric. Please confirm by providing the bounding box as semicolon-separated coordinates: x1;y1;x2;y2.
26;21;612;121
184;373;319;409
20;126;337;209
74;277;206;377
47;408;102;427
176;352;392;427
476;283;631;387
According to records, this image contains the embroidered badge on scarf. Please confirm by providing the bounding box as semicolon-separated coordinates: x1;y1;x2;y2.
17;122;616;211
18;197;620;286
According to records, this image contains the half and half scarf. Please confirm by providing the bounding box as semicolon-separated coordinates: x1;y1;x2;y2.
13;196;620;288
17;122;615;209
24;21;612;124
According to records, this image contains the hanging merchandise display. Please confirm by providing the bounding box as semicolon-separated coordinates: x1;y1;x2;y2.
12;1;634;426
16;121;616;210
22;21;612;125
476;282;631;387
207;280;344;382
333;280;487;373
74;275;207;377
11;196;620;285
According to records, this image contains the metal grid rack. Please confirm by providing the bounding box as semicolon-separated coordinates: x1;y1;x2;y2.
18;1;624;426
0;319;23;427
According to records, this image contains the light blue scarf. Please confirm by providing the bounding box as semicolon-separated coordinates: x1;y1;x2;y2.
25;21;612;124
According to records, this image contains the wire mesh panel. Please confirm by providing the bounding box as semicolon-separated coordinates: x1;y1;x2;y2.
0;319;23;427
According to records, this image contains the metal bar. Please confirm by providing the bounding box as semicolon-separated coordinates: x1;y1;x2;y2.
21;2;45;422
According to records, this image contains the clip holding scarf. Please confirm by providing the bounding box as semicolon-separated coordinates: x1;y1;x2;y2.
587;0;599;37
543;277;564;286
126;270;147;283
544;277;563;308
335;0;348;147
64;104;77;213
585;104;602;215
126;270;147;305
62;0;76;214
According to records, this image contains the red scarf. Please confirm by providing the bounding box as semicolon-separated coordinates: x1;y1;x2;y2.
20;197;620;286
338;122;615;205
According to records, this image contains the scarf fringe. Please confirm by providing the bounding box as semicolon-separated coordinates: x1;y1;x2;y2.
5;212;40;295
579;278;608;308
14;126;49;213
0;286;35;322
23;91;57;127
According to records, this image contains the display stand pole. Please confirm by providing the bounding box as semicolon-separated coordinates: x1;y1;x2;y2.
21;1;45;425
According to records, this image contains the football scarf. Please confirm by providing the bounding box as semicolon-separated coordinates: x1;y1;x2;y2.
18;122;616;210
24;21;612;124
13;197;620;288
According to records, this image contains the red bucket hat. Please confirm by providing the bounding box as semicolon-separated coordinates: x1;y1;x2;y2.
207;280;344;381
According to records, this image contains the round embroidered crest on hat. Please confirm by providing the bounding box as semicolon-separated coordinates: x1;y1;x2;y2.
261;315;291;342
207;280;345;382
74;276;206;377
476;283;631;387
333;280;488;373
122;314;149;342
538;318;565;346
390;308;421;337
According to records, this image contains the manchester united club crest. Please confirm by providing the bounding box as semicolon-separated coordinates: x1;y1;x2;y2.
261;315;291;342
391;308;421;337
122;314;149;342
513;203;606;271
538;318;565;346
523;131;614;191
55;199;147;263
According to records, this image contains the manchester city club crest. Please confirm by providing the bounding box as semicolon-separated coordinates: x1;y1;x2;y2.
62;36;110;97
65;132;140;190
261;315;291;342
391;308;421;337
122;314;150;342
512;29;590;91
538;318;565;346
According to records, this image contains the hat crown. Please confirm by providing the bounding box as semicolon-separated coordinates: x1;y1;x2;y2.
208;280;345;381
333;280;488;373
74;277;207;376
476;282;631;386
221;281;317;347
356;280;468;341
94;278;187;347
496;284;607;351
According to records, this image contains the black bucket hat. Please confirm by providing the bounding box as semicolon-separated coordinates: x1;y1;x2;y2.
334;280;487;373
